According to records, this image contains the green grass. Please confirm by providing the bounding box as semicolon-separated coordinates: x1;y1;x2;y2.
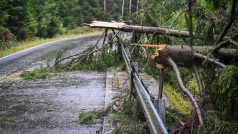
163;84;192;115
0;26;102;58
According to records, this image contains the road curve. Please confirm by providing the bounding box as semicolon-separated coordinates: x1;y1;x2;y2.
0;34;101;75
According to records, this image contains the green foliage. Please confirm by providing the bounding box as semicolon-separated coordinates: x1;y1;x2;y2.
204;111;238;134
0;0;108;46
0;26;16;49
21;69;55;80
47;17;65;38
212;66;238;122
165;108;181;125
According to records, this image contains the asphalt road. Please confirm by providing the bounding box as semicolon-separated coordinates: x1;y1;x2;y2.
0;34;107;134
0;34;100;76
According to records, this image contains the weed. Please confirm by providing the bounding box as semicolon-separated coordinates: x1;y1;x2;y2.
0;116;16;126
76;111;101;124
112;77;120;90
21;68;55;80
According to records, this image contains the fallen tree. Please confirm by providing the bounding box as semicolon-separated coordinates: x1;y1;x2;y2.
86;21;199;38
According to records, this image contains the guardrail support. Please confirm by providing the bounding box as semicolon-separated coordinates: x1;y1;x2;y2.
154;99;166;125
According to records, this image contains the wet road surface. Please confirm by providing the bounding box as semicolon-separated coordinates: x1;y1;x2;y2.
0;34;100;75
0;34;107;134
0;72;105;134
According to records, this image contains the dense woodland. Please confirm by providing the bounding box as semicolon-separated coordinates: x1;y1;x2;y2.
1;0;238;133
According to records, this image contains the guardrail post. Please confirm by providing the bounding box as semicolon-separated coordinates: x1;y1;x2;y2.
155;99;166;125
131;62;138;96
132;62;138;73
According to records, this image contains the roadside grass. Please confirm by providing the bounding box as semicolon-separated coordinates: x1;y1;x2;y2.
0;26;102;58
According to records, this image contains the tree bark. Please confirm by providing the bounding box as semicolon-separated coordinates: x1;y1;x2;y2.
87;21;194;38
187;0;193;47
87;21;233;39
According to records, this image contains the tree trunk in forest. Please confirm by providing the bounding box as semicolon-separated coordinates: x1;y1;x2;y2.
122;0;125;19
104;0;107;12
136;0;139;12
129;0;132;21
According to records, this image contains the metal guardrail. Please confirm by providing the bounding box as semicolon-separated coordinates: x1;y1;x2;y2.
121;44;168;134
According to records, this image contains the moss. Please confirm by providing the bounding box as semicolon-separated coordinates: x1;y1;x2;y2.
163;84;192;115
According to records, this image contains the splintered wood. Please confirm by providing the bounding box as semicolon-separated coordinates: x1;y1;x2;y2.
86;21;126;29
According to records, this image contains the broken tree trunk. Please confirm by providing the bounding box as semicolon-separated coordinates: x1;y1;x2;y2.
139;44;238;67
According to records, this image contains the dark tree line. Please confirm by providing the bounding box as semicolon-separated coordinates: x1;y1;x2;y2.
0;0;107;42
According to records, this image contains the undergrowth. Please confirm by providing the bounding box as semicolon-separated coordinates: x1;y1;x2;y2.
111;95;149;134
163;84;192;115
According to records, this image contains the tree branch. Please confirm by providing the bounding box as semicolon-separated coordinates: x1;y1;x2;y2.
167;57;203;124
193;65;204;95
213;32;238;52
188;0;194;47
213;0;237;45
193;53;226;68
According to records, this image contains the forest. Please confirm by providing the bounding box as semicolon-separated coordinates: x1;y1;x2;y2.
0;0;238;133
